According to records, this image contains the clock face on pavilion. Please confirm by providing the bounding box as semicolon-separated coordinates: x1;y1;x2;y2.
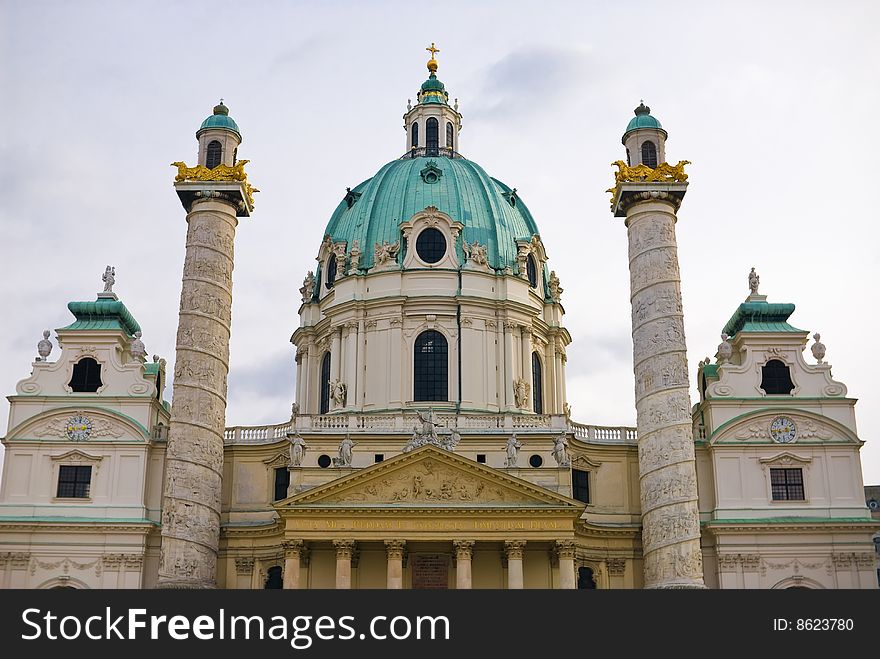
769;416;797;443
66;415;92;441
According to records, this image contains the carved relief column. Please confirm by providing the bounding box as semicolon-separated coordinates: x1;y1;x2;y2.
159;191;243;588
343;321;358;408
334;540;355;589
283;540;304;590
520;326;533;412
502;322;517;411
453;540;474;589
616;182;704;588
385;540;406;589
555;541;576;589
505;541;526;589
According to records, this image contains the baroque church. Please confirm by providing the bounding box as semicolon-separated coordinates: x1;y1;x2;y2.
1;47;877;590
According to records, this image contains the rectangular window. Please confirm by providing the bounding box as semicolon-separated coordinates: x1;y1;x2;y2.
476;454;486;464
572;469;590;504
374;454;384;463
57;465;92;498
274;467;290;501
770;468;805;501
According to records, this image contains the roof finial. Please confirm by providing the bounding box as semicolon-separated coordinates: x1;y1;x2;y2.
426;42;440;74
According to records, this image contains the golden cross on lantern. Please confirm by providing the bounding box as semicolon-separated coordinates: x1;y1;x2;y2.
426;43;440;59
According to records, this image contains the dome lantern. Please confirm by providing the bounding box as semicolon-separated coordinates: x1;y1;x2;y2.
403;44;462;156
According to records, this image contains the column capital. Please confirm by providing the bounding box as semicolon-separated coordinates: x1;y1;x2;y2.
520;325;532;337
333;539;356;559
554;540;577;560
504;540;526;560
453;540;475;559
384;540;407;560
234;557;255;575
283;539;304;559
606;557;626;576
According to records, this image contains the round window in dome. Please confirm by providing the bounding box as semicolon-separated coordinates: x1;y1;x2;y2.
415;228;446;264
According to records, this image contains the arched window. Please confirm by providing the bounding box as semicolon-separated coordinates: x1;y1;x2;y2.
264;566;283;589
325;256;337;289
206;140;222;169
641;140;658;168
761;359;795;395
411;122;419;148
526;254;538;288
532;352;543;414
577;566;597;589
69;358;102;392
446;121;454;150
626;147;631;166
413;330;448;401
320;352;331;414
426;117;439;155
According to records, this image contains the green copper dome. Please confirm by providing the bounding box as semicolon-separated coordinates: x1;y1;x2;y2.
197;101;241;138
419;73;449;105
623;101;664;138
323;156;542;275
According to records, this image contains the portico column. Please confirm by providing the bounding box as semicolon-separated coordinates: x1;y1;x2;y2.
556;541;576;589
283;540;304;589
334;540;355;589
543;338;556;414
520;326;533;411
385;540;406;589
505;541;525;589
306;343;318;414
453;540;474;589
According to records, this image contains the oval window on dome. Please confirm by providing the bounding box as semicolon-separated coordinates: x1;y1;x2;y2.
415;228;446;264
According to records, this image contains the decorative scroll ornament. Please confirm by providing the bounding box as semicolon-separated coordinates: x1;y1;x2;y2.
130;331;146;362
605;159;690;207
171;160;259;207
299;271;315;303
461;240;488;266
374;240;400;266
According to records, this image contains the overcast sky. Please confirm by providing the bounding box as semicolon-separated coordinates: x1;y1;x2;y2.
2;1;879;484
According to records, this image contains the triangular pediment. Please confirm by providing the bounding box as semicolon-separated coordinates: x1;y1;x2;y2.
277;445;582;509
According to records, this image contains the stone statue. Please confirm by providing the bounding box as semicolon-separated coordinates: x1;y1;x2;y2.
748;267;760;296
552;433;570;467
716;333;732;364
505;434;522;467
374;240;400;266
300;271;315;303
36;329;52;362
563;402;572;418
403;408;458;452
330;379;347;407
407;99;412;111
548;271;563;302
513;378;530;409
811;333;826;364
336;435;355;467
102;265;116;293
348;240;362;275
290;402;299;424
288;434;308;467
462;240;488;266
449;424;461;448
130;330;146;362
